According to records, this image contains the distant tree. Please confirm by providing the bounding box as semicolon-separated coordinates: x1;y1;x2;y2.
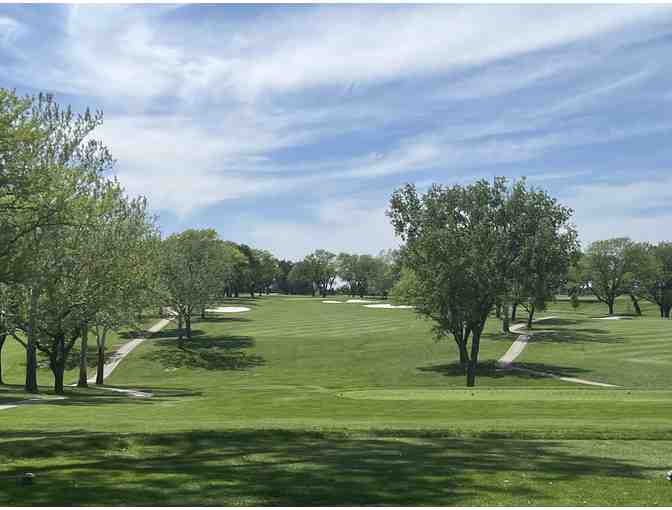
581;238;637;316
256;250;279;295
276;260;294;294
160;229;222;341
303;250;337;297
287;261;313;295
336;253;357;295
632;242;672;318
221;241;248;297
389;267;422;306
370;249;402;297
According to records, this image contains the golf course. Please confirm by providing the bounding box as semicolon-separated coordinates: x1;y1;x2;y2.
3;4;672;506
2;295;671;506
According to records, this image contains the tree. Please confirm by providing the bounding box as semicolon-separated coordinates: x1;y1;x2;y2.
221;241;248;297
304;250;337;297
287;262;313;294
632;242;672;318
276;260;294;294
389;267;422;306
389;178;575;387
370;250;401;297
336;253;357;295
85;194;160;386
160;229;222;341
3;92;115;393
256;250;279;295
505;184;578;328
581;238;637;316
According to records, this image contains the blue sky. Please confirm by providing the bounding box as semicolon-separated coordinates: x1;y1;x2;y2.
1;4;671;260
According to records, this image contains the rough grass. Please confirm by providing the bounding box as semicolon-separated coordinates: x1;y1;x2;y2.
1;295;672;505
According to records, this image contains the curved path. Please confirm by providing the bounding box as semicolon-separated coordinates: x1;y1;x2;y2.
496;316;619;388
0;315;174;410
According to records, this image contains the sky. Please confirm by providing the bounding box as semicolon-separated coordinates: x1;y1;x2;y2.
1;4;672;260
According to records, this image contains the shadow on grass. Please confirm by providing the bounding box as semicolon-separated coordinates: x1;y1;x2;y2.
418;360;593;380
0;429;660;506
143;335;265;371
0;385;201;407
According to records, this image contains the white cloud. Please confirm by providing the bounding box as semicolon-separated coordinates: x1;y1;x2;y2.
564;177;672;245
99;114;323;216
248;200;399;260
0;16;23;46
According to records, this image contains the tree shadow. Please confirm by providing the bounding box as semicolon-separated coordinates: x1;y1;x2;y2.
143;335;265;371
418;360;593;380
0;429;661;506
0;385;201;408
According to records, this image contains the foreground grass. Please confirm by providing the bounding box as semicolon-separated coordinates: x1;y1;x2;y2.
2;295;672;505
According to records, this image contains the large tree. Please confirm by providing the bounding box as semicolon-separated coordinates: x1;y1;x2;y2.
389;178;575;387
160;229;223;341
580;238;637;316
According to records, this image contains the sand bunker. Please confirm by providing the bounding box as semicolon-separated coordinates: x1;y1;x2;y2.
322;300;343;304
206;306;251;313
592;316;633;320
346;299;377;303
364;303;414;309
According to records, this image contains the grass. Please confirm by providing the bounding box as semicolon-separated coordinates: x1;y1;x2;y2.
1;295;672;505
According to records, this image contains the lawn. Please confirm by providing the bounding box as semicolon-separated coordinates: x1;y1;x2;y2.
1;295;672;505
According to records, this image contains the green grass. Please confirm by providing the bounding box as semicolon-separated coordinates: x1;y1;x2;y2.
1;295;672;505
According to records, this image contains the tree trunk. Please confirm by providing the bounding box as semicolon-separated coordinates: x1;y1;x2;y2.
665;305;671;319
0;334;5;385
527;304;536;329
629;294;642;315
177;314;184;341
53;361;65;395
25;341;38;393
96;345;105;384
501;303;510;333
456;340;469;373
185;314;192;340
495;303;501;318
608;300;615;316
234;289;239;298
25;286;39;393
511;303;517;321
201;307;206;320
466;328;481;387
51;334;66;395
77;328;88;388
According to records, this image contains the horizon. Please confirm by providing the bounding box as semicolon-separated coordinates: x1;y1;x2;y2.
2;3;671;259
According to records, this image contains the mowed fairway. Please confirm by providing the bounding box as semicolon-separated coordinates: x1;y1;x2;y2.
2;296;672;505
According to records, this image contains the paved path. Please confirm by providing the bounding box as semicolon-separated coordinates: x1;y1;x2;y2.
89;317;173;384
0;316;174;410
497;316;558;367
497;315;619;387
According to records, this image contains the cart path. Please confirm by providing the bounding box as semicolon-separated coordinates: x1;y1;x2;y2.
0;315;174;410
89;315;174;384
496;315;619;387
